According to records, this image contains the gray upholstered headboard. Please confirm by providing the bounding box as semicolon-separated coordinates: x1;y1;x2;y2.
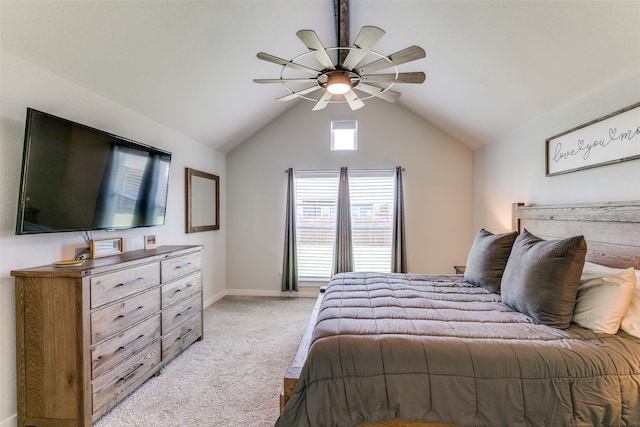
513;201;640;269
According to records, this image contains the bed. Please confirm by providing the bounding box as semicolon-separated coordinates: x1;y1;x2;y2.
276;201;640;427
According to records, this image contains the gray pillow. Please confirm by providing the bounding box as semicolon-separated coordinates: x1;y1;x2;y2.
501;229;587;329
464;229;518;293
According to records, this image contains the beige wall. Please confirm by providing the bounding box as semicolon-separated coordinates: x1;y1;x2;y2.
226;99;474;295
472;69;640;234
0;51;226;427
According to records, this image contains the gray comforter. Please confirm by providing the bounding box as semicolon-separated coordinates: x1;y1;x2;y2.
276;272;640;427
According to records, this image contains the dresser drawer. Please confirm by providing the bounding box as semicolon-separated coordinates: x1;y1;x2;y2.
91;288;161;344
162;313;202;361
162;272;202;309
91;263;160;308
92;341;161;413
91;315;160;379
162;292;201;334
161;251;201;283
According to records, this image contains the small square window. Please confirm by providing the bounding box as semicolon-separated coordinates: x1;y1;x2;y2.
331;120;358;151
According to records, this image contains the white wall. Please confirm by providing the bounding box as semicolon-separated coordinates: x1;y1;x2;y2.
226;99;473;295
0;50;226;427
472;69;640;233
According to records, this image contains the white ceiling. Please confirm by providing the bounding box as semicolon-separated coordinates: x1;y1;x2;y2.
2;1;639;153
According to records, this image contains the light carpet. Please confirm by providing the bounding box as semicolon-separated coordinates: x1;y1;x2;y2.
94;295;317;427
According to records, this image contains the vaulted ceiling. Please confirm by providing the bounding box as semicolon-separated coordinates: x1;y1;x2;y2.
2;1;639;153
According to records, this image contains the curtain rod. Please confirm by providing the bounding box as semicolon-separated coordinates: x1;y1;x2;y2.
285;167;405;173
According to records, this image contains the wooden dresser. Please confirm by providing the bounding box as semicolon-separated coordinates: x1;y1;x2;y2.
11;245;203;427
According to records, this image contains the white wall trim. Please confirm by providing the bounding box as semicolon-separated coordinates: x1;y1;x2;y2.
204;288;320;308
0;414;16;427
203;289;228;308
225;289;321;299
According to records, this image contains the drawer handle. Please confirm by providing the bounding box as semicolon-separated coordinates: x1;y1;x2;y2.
176;306;193;318
118;306;144;320
175;262;192;270
118;334;145;352
178;328;194;341
116;277;144;287
118;363;145;384
173;283;193;295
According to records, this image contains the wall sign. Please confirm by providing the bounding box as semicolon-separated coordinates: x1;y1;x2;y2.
545;102;640;176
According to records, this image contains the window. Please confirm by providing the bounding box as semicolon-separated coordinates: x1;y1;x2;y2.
294;169;395;279
349;170;395;273
295;171;339;279
331;120;357;151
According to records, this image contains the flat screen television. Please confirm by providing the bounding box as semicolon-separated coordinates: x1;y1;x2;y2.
16;108;172;235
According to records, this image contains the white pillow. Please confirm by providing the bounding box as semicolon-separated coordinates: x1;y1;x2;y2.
581;262;630;279
621;287;640;337
580;262;640;336
573;264;636;334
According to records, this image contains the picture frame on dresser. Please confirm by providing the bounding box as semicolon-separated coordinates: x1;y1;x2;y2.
90;237;124;258
144;234;157;250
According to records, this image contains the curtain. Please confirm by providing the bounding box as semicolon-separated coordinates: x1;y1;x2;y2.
332;167;353;275
391;166;407;273
281;168;298;292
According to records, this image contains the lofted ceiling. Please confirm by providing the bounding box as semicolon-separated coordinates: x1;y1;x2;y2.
1;1;639;153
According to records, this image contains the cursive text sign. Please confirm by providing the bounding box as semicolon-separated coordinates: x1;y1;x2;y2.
546;102;640;176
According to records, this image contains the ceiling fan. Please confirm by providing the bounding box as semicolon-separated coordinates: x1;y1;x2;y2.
253;0;426;111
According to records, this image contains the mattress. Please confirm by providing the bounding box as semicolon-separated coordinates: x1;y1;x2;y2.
276;272;640;427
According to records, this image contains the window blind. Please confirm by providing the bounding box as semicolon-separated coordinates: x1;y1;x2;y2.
294;169;396;279
294;171;339;279
349;170;395;273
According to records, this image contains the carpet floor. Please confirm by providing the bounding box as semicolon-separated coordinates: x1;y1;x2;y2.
94;295;317;427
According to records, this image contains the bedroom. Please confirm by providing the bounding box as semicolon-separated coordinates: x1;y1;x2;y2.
1;1;639;426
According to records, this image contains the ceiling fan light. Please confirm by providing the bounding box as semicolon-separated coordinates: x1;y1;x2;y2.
326;73;352;95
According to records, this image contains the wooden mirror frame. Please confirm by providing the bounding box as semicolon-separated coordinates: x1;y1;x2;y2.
185;167;220;233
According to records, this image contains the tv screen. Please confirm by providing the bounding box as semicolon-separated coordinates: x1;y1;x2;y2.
16;108;172;235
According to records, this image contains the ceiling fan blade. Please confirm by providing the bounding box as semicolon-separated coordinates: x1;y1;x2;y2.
253;78;317;84
276;86;322;101
296;30;336;70
355;83;401;103
356;46;426;74
343;90;365;110
256;52;321;75
360;71;426;84
312;91;333;111
341;26;385;71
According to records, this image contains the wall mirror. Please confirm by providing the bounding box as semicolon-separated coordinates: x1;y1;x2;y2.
185;167;219;233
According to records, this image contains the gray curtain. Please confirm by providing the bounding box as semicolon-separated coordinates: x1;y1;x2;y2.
332;167;353;275
281;168;298;292
391;166;407;273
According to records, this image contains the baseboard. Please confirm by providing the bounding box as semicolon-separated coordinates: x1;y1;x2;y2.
283;289;320;298
204;288;319;309
0;414;16;427
203;289;228;308
225;289;320;298
206;288;320;310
